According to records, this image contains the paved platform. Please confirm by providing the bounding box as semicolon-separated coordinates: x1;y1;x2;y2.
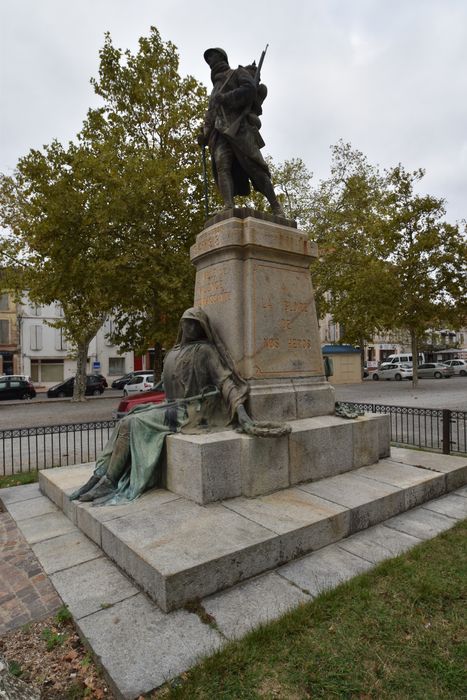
1;448;466;700
38;446;467;611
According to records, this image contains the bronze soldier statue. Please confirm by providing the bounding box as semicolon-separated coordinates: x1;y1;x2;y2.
198;47;284;216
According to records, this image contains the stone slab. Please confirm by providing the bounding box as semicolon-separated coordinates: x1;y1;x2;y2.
389;447;467;490
0;482;41;505
101;498;280;611
240;431;290;497
383;506;459;540
299;471;406;530
337;523;421;564
422;492;467;520
76;593;223;700
32;530;103;574
278;543;374;596
166;430;243;503
288;416;353;483
74;488;180;547
6;494;59;521
356;459;446;508
164;413;386;504
50;556;139;619
455;485;467;497
203;571;311;640
223;487;350;560
16;511;77;544
39;463;95;511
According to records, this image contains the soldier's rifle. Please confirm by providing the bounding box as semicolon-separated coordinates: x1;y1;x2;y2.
224;43;268;139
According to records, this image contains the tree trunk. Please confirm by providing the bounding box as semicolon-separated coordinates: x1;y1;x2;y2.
73;340;89;401
359;336;365;380
411;331;419;388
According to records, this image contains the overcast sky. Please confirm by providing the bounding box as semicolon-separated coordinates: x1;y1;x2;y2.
1;0;466;223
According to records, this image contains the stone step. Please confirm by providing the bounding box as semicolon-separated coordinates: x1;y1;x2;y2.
39;447;467;612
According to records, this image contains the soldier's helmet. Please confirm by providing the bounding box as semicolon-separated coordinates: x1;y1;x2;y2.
203;47;228;64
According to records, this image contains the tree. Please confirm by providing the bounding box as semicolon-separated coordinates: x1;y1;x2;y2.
79;27;208;371
308;142;396;365
382;165;467;386
0;27;208;395
0;140;120;398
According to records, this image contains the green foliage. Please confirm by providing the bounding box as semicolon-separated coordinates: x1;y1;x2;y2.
7;660;23;677
41;626;66;651
0;26;208;393
80;27;208;353
0;471;38;488
55;605;73;624
306;141;467;369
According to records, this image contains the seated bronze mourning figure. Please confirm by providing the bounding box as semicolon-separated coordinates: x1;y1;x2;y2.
70;307;290;505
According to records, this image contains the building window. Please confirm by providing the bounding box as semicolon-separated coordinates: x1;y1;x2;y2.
109;357;125;375
30;359;64;383
30;325;43;350
104;318;115;346
0;293;9;311
55;328;67;351
0;320;9;344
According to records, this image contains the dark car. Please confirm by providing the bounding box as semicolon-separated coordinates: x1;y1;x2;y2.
0;377;36;401
91;373;108;388
112;381;166;419
47;375;105;398
111;370;154;390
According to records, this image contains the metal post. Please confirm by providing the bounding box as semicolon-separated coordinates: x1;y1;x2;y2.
442;409;451;454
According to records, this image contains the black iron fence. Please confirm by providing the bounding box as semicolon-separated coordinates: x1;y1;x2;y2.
0;420;117;476
344;403;467;456
0;405;466;476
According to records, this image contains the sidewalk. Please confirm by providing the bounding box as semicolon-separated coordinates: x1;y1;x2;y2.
0;490;62;635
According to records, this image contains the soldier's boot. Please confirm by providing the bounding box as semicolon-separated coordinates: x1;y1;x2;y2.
217;171;234;209
255;174;285;217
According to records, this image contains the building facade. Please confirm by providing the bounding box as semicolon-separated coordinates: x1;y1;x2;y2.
0;291;20;376
17;299;134;388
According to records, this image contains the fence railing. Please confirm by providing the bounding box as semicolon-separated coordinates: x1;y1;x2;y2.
343;403;467;455
0;420;117;476
0;405;466;476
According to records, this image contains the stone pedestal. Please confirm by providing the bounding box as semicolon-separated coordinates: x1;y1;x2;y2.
190;209;335;421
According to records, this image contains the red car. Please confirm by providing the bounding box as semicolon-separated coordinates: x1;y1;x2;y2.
112;381;166;419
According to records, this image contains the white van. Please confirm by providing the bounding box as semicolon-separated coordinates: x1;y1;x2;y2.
383;353;425;366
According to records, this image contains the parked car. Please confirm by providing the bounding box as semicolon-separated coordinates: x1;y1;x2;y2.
112;381;166;419
91;373;108;388
111;370;153;390
122;373;155;396
0;377;36;401
0;374;33;383
372;363;413;381
417;363;454;379
442;359;467;376
47;375;105;398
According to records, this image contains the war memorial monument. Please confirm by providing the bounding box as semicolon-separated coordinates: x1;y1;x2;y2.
29;51;467;692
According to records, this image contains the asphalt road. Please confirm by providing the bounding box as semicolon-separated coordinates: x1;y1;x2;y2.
1;378;466;430
334;376;467;411
0;389;123;429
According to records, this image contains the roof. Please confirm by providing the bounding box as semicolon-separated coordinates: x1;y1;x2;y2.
321;344;361;354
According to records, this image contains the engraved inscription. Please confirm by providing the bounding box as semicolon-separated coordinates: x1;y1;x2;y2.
195;265;232;307
253;261;320;376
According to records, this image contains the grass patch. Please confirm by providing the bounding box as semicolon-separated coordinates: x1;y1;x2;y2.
0;471;38;489
153;520;467;699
